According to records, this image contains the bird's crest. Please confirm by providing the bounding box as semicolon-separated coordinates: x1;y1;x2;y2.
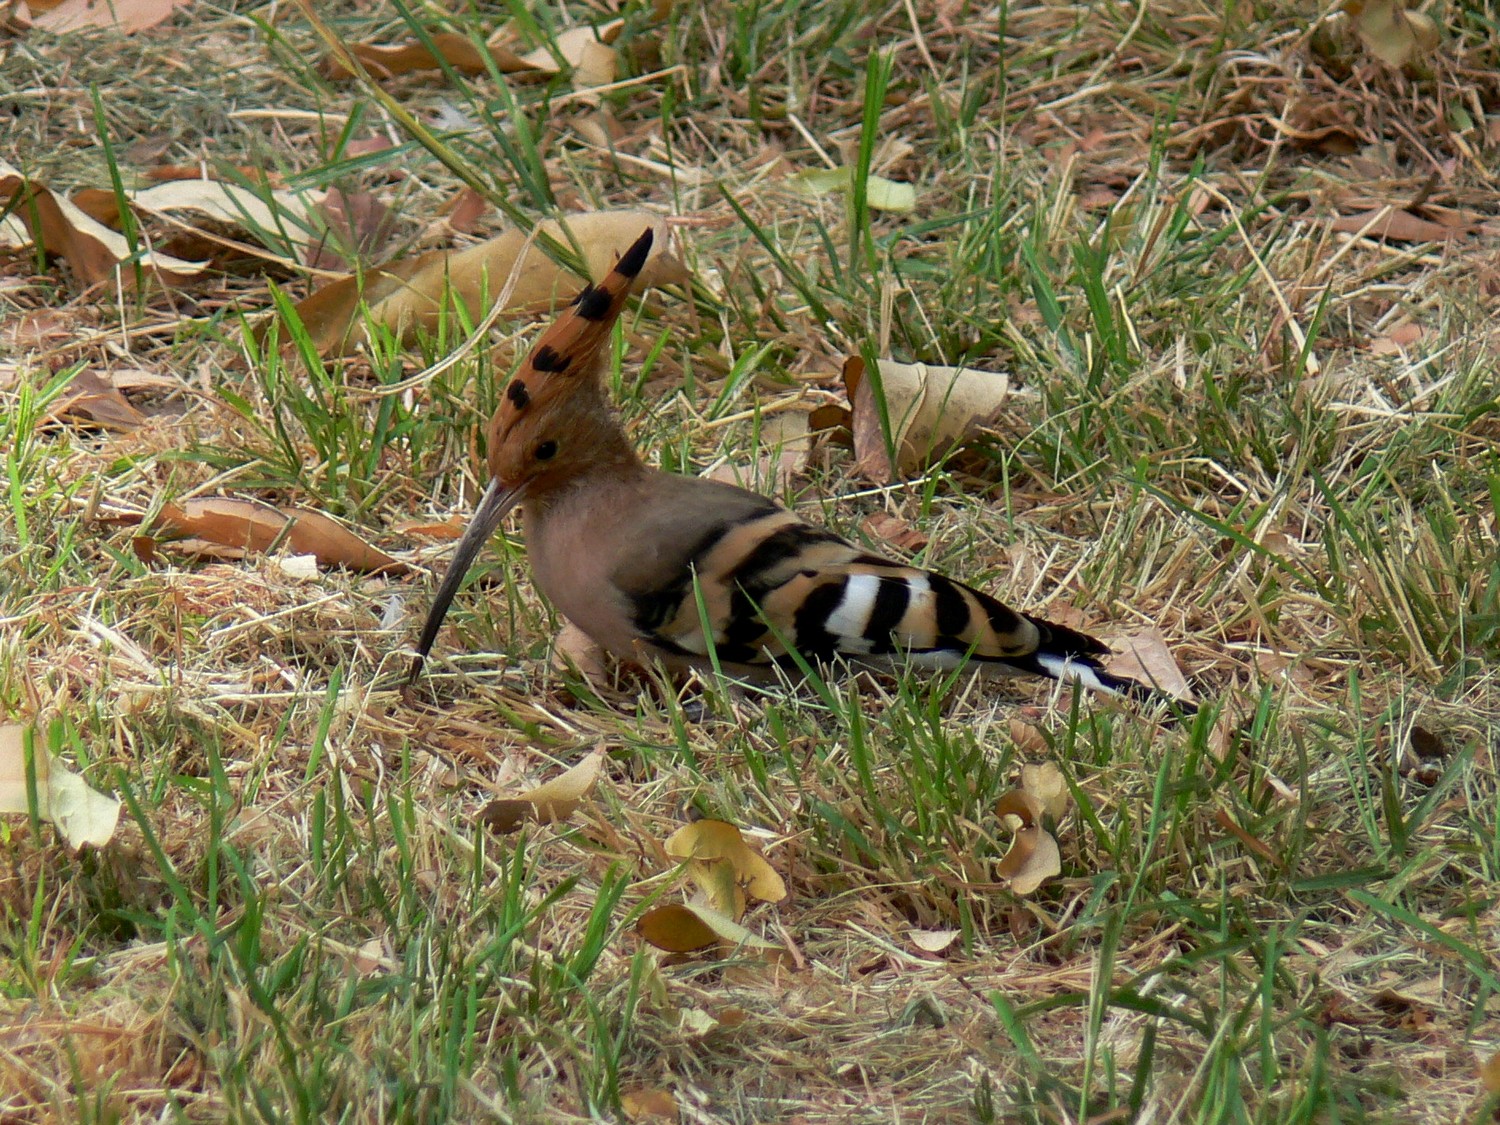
491;227;654;431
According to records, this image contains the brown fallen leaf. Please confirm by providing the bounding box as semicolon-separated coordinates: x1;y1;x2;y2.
664;819;787;904
844;355;1013;483
1104;627;1194;703
480;749;605;833
1330;207;1468;243
323;20;624;80
45;368;147;432
304;188;398;271
0;723;120;851
861;511;928;554
995;790;1062;896
287;209;688;355
1;159;206;287
150;497;409;575
19;0;191;33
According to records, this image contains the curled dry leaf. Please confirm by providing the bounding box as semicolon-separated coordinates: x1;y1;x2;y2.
1104;627;1194;704
1019;762;1070;822
149;497;409;576
861;511;927;554
0;724;120;851
288;209;688;355
1342;0;1439;68
1;159;206;287
994;789;1061;897
664;819;787;904
843;355;1013;483
480;749;605;833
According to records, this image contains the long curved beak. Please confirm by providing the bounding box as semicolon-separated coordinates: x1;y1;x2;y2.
406;477;525;687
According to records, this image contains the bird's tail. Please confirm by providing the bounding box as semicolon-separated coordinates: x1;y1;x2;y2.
1014;614;1197;715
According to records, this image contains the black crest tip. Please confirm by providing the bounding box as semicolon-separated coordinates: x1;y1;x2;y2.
614;228;655;279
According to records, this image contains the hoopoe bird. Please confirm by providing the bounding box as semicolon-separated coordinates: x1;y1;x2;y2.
409;228;1189;709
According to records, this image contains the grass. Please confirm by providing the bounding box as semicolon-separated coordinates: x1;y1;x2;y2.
2;0;1500;1121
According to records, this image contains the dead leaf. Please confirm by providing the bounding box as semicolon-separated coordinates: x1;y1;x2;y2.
480;749;605;833
445;187;489;234
636;903;722;952
45;368;147;432
995;790;1061;896
1019;762;1070;821
861;512;927;554
287;209;688;355
844;355;1012;483
620;1087;679;1123
391;517;466;541
909;928;961;955
304;188;396;271
1007;719;1048;756
324;20;624;80
664;819;786;904
1104;628;1194;703
689;857;747;920
1370;321;1424;355
1330;207;1467;243
1342;0;1439;67
636;902;783;956
0;724;120;851
150;497;409;575
0;159;207;287
20;0;191;33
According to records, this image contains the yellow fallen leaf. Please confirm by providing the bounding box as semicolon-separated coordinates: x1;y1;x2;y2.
1019;762;1070;821
0;724;120;851
664;819;786;904
689;857;747;920
480;750;605;832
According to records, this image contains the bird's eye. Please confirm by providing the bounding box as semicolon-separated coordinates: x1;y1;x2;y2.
534;440;558;461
